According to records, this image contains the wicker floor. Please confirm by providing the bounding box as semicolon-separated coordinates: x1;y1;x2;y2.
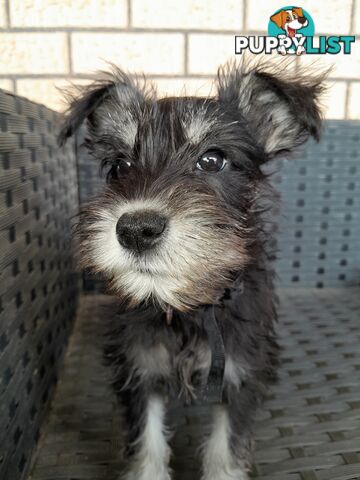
28;289;360;480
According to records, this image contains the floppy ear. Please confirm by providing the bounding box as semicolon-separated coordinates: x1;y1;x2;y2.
58;68;152;146
217;59;326;160
293;7;304;17
270;10;286;28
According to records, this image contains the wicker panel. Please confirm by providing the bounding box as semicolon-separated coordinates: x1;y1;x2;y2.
76;120;360;290
252;287;360;479
27;289;360;480
0;90;79;480
271;120;360;288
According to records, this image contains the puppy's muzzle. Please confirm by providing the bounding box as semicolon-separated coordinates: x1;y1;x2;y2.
116;210;167;253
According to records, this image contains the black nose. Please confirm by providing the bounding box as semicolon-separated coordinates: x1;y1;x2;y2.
298;16;307;24
116;211;167;252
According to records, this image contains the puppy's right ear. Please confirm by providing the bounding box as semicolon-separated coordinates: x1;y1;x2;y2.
58;69;152;146
58;81;111;145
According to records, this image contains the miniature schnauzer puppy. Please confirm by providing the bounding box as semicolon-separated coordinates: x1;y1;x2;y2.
60;58;325;480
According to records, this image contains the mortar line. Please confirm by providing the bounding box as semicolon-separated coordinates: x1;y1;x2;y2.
349;0;356;34
184;33;189;76
127;0;132;28
5;0;10;27
67;31;73;75
242;0;247;32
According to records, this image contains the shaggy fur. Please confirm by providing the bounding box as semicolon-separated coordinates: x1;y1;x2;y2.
60;57;325;480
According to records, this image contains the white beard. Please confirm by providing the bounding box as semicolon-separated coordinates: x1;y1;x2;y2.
78;196;248;311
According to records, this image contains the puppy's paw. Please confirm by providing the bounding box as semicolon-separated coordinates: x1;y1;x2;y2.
120;467;171;480
202;466;249;480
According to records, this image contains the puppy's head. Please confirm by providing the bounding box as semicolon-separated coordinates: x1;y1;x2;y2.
60;59;325;311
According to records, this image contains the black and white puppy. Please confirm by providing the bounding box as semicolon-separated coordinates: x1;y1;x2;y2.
60;58;325;480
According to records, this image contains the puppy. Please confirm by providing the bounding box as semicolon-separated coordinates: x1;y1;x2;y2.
60;58;325;480
270;7;309;55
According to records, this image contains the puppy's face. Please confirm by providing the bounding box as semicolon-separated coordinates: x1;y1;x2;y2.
60;59;324;311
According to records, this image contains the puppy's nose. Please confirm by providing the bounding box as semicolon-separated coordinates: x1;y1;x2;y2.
116;211;167;252
298;16;307;24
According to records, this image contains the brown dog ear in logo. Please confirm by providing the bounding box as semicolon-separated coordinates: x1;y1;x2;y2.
292;7;304;18
270;9;287;29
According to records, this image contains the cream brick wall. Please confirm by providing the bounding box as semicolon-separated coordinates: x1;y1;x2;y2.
0;0;6;27
188;34;235;75
0;79;13;92
10;0;128;27
16;78;90;111
71;33;185;74
355;0;360;33
0;0;358;118
131;0;243;30
0;33;68;74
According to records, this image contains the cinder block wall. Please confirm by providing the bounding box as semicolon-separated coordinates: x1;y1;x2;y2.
0;0;358;118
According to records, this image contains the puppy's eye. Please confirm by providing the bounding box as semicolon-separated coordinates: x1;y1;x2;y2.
196;150;227;173
117;159;132;175
108;159;132;180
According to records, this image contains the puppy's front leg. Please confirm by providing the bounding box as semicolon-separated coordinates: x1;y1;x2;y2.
201;404;249;480
201;378;263;480
121;393;171;480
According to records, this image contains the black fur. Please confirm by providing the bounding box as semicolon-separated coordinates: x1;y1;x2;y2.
60;58;326;479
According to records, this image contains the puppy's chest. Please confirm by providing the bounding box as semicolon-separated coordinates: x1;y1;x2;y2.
133;335;211;381
132;333;245;399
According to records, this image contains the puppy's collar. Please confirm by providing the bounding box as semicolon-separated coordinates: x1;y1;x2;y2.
166;305;173;325
200;274;245;405
200;305;226;404
165;275;245;404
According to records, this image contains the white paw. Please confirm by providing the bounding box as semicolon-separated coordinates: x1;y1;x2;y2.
121;466;171;480
203;467;249;480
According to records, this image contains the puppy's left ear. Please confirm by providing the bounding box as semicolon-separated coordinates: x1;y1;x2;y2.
217;59;327;160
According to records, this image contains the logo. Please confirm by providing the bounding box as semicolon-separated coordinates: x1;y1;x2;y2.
235;6;355;55
268;6;314;55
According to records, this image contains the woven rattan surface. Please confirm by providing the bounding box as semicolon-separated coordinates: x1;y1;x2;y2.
0;90;79;480
270;121;360;289
28;289;360;480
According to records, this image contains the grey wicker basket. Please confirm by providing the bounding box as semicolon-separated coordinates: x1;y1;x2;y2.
0;90;79;480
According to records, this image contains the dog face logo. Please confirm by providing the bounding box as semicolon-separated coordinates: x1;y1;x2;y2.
270;7;308;37
237;8;354;56
268;6;314;55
